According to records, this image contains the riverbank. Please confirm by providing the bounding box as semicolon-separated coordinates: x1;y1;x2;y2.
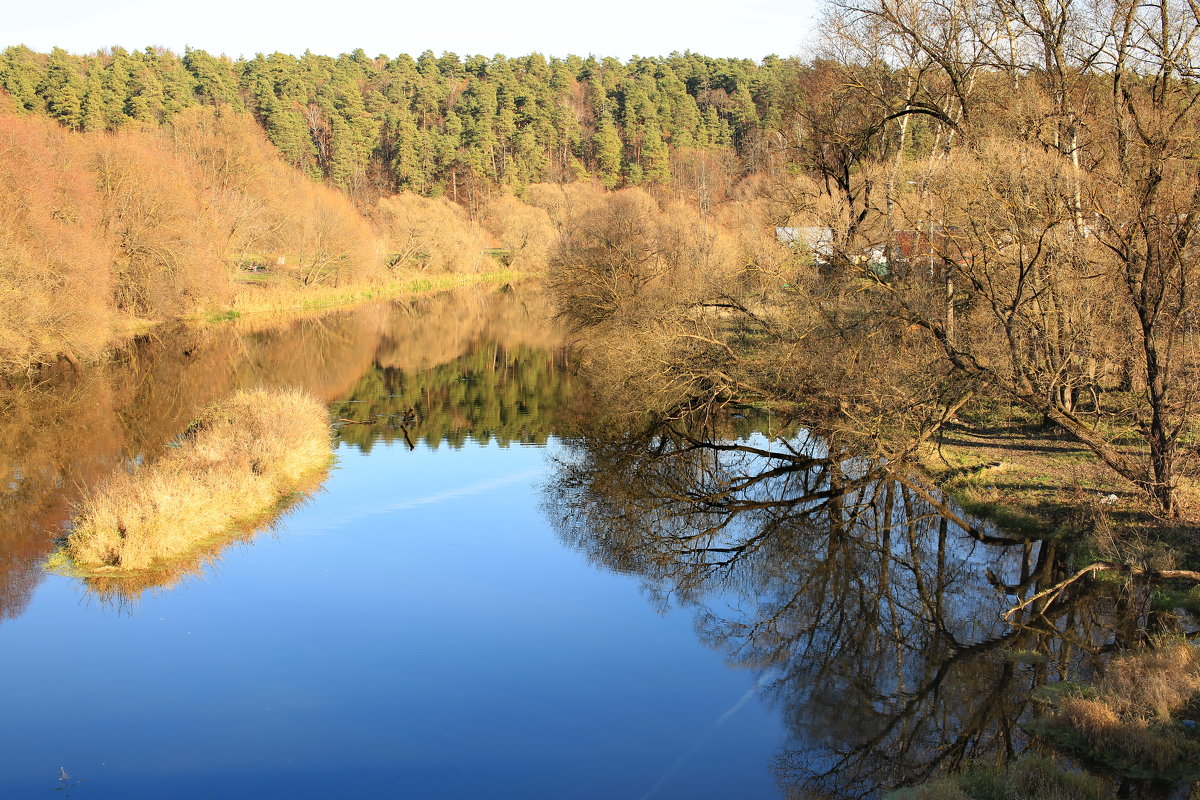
0;269;534;380
912;402;1200;569
197;268;531;321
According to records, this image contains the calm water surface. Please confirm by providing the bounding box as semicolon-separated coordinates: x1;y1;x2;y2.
0;285;1167;798
0;288;782;799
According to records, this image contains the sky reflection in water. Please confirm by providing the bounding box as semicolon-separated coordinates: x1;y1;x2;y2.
0;288;785;799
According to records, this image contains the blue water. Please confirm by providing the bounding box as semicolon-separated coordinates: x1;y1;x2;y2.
1;437;786;798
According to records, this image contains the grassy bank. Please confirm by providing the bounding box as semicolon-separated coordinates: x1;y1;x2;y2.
63;388;333;573
887;753;1109;800
1033;637;1200;781
913;410;1127;538
889;638;1200;797
195;269;531;322
911;401;1200;558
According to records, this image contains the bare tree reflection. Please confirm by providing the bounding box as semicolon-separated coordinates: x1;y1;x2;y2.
547;420;1173;798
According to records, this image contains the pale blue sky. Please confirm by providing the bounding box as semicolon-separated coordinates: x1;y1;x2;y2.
4;0;822;61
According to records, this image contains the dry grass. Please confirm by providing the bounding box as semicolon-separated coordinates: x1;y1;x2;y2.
1038;638;1200;779
63;471;324;603
65;389;332;573
219;269;523;318
888;754;1107;800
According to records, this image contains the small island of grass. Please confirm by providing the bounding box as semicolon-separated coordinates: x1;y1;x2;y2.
63;388;333;574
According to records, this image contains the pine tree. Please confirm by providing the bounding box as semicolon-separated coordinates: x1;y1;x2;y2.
264;97;317;175
183;48;242;109
126;51;166;124
390;106;425;191
79;69;106;132
642;120;670;184
593;109;623;189
1;46;46;113
38;48;84;129
100;47;135;127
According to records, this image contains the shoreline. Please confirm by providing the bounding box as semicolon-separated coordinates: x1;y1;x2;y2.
196;268;531;321
908;405;1200;570
5;269;533;379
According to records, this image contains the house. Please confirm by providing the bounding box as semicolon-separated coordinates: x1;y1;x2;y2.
776;226;834;263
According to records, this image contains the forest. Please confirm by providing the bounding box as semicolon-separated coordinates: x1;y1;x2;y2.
0;45;802;371
0;46;790;200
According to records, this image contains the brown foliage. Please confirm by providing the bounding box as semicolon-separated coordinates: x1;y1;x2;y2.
376;192;485;274
94;130;228;315
548;187;740;329
523;181;609;231
0;116;111;369
169;108;383;289
479;193;555;269
0;107;387;370
667;147;739;211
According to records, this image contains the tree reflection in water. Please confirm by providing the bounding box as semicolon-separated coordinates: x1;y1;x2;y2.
546;419;1183;798
0;284;573;611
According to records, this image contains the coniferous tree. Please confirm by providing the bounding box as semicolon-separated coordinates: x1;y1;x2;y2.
593;110;624;189
79;69;106;132
0;46;790;196
38;49;84;129
1;46;45;112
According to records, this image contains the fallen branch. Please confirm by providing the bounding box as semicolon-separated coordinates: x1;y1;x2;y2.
1003;561;1200;619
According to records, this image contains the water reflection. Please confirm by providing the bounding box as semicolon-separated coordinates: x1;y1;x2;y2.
0;284;573;613
546;420;1182;797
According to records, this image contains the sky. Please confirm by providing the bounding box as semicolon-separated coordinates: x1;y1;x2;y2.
3;0;823;61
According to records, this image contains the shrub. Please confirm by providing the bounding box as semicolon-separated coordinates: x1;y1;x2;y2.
376;192;485;274
0;115;111;369
1035;638;1200;780
479;193;555;270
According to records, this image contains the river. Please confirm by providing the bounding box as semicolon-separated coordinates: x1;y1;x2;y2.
0;284;1177;798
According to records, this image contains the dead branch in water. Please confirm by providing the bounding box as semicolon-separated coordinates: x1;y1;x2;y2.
1003;562;1200;620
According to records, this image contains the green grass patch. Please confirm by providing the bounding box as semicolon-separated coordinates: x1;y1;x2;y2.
957;493;1050;537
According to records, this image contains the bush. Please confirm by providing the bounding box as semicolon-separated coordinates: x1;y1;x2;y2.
376;192;485;274
0;115;111;369
479;193;555;269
